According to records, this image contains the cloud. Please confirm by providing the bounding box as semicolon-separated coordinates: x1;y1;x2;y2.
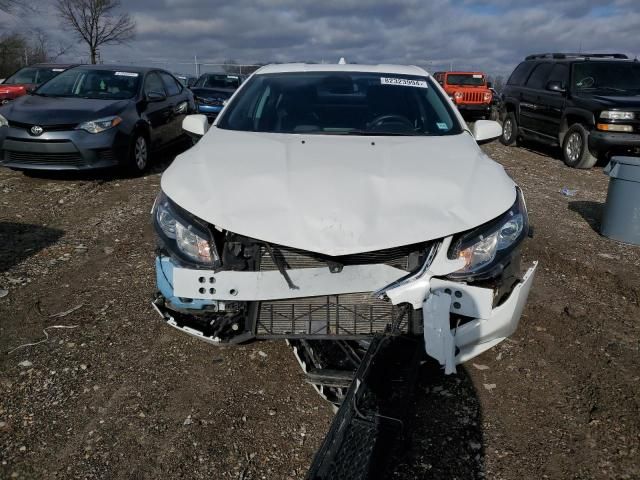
4;0;640;77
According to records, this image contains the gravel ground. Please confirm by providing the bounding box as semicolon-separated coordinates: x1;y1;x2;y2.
1;140;639;479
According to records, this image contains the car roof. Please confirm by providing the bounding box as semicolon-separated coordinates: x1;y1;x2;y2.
68;65;161;74
28;63;77;69
254;63;430;77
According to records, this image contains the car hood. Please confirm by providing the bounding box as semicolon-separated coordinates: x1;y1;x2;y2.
2;94;130;125
161;128;516;256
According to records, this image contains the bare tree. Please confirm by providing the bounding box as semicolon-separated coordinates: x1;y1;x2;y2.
55;0;135;64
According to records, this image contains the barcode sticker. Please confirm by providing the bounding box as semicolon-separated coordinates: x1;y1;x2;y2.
115;71;139;77
381;77;428;88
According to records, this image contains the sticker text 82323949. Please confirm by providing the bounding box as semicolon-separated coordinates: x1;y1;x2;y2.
380;77;428;88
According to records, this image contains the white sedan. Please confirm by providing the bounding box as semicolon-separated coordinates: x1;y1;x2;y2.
151;62;537;403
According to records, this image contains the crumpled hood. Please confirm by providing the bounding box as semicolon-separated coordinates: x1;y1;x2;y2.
161;128;516;256
3;95;129;125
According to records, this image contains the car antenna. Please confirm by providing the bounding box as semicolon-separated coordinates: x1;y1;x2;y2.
338;57;347;65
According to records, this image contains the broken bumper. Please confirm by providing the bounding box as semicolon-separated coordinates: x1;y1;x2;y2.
154;253;537;366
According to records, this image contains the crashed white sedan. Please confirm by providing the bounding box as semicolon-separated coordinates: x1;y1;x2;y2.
152;63;537;400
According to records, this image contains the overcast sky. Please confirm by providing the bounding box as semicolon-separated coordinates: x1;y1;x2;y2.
3;0;640;77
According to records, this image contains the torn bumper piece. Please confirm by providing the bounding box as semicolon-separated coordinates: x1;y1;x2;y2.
426;261;538;372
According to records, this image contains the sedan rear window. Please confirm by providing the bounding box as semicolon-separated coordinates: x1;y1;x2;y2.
218;72;462;136
195;74;241;89
35;68;140;100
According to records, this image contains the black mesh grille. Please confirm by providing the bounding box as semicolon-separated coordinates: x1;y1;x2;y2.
4;150;84;166
259;245;413;271
255;294;412;337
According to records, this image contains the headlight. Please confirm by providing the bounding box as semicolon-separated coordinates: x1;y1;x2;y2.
0;114;8;127
483;92;492;102
448;188;528;280
600;111;635;120
454;91;464;100
76;116;122;134
153;192;220;266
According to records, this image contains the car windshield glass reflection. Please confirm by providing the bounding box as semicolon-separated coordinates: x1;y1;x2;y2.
573;62;640;94
446;74;485;86
5;67;60;85
218;72;462;136
35;69;140;100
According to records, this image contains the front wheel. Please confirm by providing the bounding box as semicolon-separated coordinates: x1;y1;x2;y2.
126;133;150;175
562;124;597;169
500;112;518;146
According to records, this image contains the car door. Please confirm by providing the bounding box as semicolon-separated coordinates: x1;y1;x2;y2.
519;62;553;133
536;63;569;137
142;71;172;148
159;71;190;141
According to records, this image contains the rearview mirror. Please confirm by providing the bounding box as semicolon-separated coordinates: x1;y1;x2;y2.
182;114;209;139
147;91;167;102
472;120;502;143
546;81;566;93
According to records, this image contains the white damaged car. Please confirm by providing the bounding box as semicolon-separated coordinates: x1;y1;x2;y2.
152;63;537;403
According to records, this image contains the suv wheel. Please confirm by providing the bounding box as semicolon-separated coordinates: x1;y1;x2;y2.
500;112;518;146
562;124;597;169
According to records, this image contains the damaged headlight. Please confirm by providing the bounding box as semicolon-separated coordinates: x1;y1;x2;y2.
152;192;220;267
448;188;528;280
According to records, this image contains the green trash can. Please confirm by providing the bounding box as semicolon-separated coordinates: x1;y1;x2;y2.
601;156;640;246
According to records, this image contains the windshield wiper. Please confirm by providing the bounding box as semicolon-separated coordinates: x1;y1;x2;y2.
334;129;422;136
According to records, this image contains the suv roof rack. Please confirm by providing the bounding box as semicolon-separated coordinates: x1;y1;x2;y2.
525;53;628;60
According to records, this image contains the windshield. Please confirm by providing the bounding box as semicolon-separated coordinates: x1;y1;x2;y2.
5;67;64;85
446;74;485;86
35;68;140;100
195;74;241;89
218;72;462;136
573;62;640;94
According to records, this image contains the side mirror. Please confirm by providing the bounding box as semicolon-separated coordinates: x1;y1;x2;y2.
473;120;502;143
182;114;209;139
546;81;566;93
147;91;167;102
487;81;493;88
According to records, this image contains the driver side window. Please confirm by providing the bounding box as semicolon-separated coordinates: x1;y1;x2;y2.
144;72;166;96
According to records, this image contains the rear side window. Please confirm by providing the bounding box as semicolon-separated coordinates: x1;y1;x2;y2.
160;72;182;96
144;72;166;96
507;62;535;86
525;63;554;89
547;64;569;87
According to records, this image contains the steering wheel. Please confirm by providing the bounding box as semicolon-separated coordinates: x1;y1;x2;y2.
368;114;414;130
576;76;595;88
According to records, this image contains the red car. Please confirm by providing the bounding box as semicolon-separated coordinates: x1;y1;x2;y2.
0;64;75;104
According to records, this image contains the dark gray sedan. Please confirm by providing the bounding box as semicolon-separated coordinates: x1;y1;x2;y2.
0;65;195;173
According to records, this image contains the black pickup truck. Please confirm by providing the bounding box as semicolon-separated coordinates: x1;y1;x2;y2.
500;53;640;168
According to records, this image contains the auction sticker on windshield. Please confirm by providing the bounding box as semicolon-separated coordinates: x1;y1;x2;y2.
381;77;428;88
115;72;139;77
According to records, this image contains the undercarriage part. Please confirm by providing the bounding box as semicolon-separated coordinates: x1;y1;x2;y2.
289;339;368;407
306;335;423;480
255;295;415;339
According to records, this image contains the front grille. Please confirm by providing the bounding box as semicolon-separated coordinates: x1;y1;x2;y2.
8;120;76;132
4;150;84;166
462;91;484;103
259;245;414;271
255;293;412;338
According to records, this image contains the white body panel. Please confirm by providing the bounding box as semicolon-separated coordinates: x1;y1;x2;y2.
162;128;516;256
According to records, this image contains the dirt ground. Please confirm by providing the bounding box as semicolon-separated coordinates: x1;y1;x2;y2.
1;139;639;480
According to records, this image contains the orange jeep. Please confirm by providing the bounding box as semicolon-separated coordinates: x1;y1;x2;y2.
434;71;494;119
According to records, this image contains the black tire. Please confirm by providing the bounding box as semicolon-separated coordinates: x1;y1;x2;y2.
500;112;518;146
125;132;150;175
562;124;597;169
